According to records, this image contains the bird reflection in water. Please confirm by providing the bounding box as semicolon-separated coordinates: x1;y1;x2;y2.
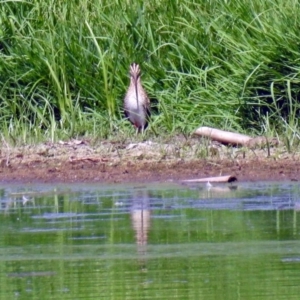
130;188;151;271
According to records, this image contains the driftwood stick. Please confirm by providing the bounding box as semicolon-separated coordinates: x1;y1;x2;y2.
194;126;251;146
182;175;237;183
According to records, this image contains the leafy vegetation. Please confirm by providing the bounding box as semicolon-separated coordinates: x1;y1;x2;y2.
0;0;300;144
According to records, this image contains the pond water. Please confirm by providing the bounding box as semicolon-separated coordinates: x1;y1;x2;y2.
0;181;300;299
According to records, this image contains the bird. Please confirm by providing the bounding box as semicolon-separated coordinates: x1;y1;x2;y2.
124;63;150;133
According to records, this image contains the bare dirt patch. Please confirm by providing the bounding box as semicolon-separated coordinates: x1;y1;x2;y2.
0;138;299;183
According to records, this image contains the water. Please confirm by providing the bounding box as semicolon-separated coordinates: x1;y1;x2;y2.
0;182;300;299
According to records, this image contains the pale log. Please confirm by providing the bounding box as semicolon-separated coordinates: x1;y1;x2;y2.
182;175;237;183
194;126;252;146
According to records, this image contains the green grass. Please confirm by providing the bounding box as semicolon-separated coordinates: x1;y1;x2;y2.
0;0;300;145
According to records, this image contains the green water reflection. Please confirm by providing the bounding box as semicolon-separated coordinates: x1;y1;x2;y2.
0;182;300;299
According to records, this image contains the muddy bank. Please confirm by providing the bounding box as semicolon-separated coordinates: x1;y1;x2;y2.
0;139;298;183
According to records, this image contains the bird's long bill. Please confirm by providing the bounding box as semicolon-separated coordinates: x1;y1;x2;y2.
134;76;139;107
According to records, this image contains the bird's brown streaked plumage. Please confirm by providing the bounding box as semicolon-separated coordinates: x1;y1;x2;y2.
124;63;150;133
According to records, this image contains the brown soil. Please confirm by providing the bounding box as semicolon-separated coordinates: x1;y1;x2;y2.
0;138;299;183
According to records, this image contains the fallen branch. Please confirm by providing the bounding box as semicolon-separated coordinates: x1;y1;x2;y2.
194;127;251;146
181;175;237;183
194;126;278;148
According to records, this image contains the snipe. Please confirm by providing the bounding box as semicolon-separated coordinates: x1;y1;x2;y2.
124;63;150;133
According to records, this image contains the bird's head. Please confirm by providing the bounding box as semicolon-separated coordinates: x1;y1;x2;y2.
129;63;141;82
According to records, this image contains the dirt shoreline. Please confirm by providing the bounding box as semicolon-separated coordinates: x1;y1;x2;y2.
0;139;298;183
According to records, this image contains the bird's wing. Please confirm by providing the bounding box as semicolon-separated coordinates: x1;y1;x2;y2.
143;101;151;119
